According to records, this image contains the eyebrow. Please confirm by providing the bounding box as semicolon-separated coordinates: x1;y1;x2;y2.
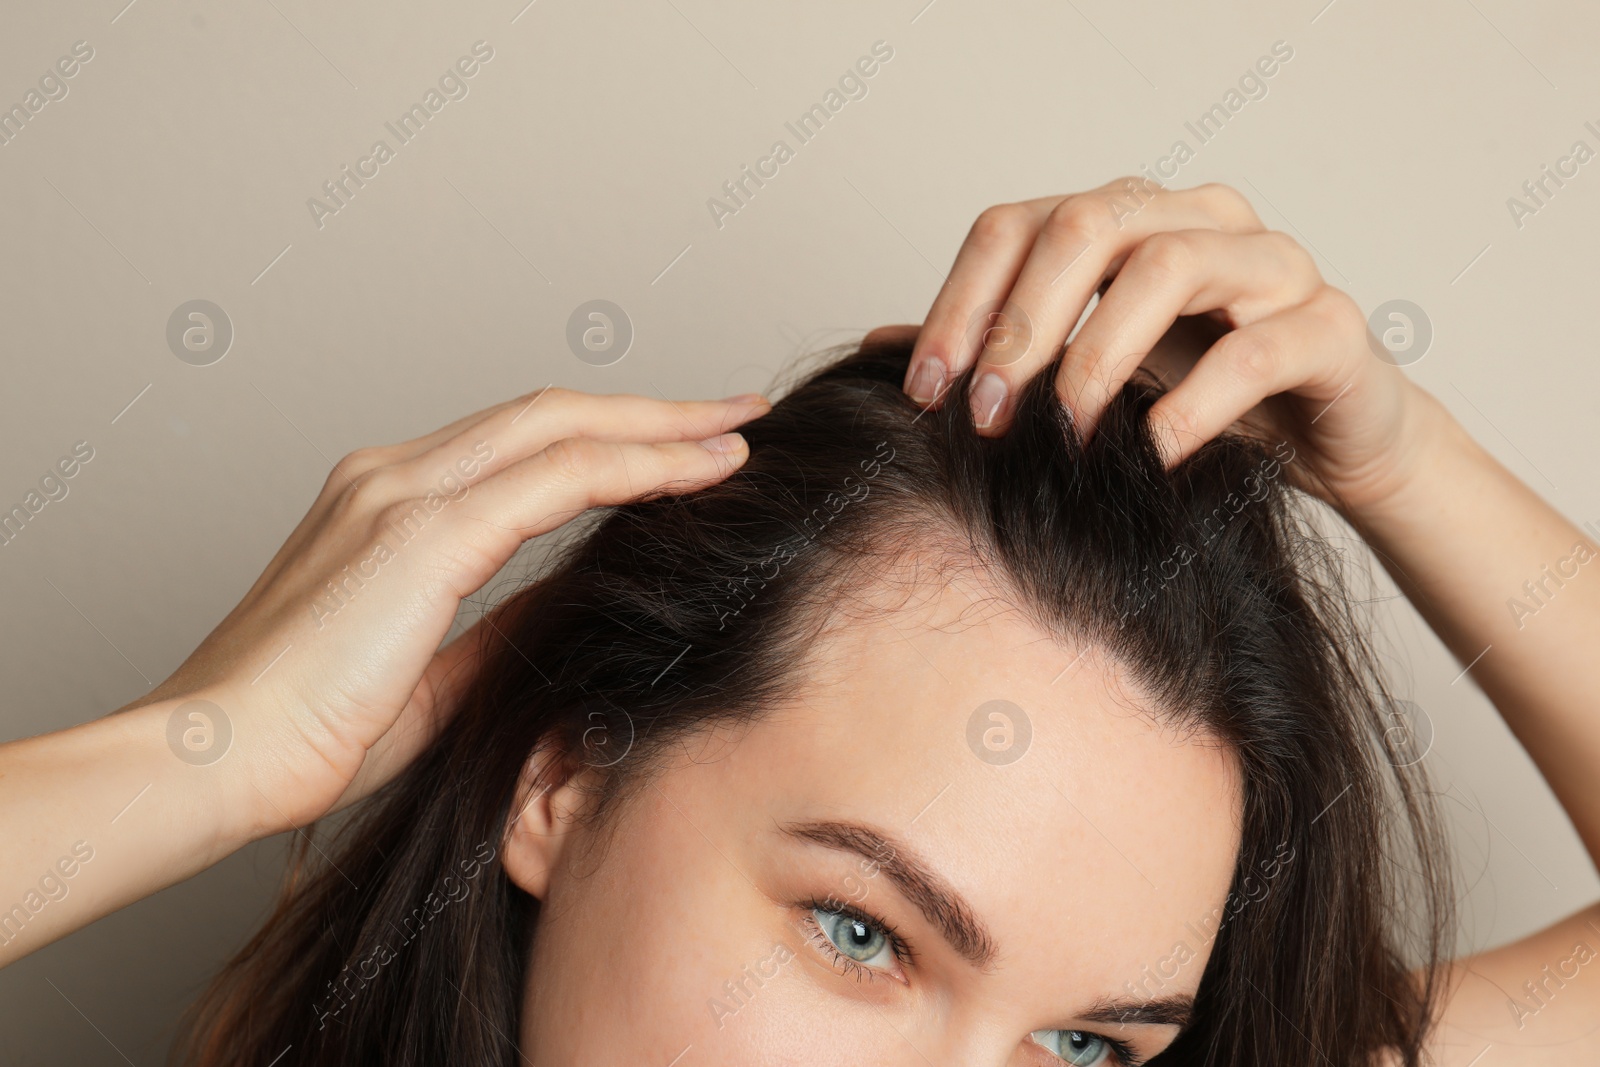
780;818;999;968
1079;994;1195;1029
778;818;1196;1032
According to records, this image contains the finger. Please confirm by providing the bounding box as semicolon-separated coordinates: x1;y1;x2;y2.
1144;289;1363;470
440;433;753;588
905;199;1057;405
407;388;769;491
1058;229;1322;441
968;182;1265;434
289;432;752;750
327;390;550;486
374;394;531;464
252;393;766;600
906;181;1267;412
347;387;769;489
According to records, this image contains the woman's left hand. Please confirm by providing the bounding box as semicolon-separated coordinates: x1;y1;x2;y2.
885;177;1445;516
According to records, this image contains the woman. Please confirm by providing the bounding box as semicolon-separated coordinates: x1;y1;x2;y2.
3;179;1597;1065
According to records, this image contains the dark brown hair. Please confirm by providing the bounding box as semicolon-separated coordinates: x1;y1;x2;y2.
175;335;1453;1066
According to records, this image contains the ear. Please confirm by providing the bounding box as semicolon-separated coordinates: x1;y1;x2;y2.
501;743;596;901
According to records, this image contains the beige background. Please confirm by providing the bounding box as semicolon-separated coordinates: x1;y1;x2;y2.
2;0;1597;1062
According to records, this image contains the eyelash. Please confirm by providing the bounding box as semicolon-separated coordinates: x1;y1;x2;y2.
797;898;1143;1067
1095;1035;1143;1067
1034;1033;1143;1067
796;897;914;981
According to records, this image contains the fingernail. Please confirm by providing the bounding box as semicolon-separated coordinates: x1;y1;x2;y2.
970;373;1009;429
719;392;767;405
700;432;746;454
906;356;947;404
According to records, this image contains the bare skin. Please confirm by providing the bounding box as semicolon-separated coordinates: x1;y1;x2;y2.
507;566;1242;1065
0;177;1596;1064
0;389;769;964
894;177;1600;1064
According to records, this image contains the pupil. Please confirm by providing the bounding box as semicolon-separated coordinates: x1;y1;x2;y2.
848;920;869;944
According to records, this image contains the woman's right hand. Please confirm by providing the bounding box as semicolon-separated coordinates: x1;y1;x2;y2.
120;387;769;840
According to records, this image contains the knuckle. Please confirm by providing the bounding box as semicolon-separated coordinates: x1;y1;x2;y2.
1220;328;1281;384
1106;174;1160;201
542;436;601;482
533;385;578;408
1193;182;1260;228
1265;229;1318;276
1130;230;1196;280
1062;329;1106;364
1043;195;1106;245
1060;338;1107;384
344;467;401;512
976;301;1038;362
1154;399;1193;442
329;446;386;484
967;203;1029;247
1194;180;1245;206
1308;285;1366;337
376;496;434;537
1305;287;1369;350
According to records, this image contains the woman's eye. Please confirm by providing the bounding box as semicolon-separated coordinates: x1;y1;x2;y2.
810;907;896;969
1030;1029;1113;1066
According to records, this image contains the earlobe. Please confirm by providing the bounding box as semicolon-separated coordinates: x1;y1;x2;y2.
499;745;593;901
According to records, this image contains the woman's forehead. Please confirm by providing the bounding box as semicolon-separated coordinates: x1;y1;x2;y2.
657;571;1244;988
